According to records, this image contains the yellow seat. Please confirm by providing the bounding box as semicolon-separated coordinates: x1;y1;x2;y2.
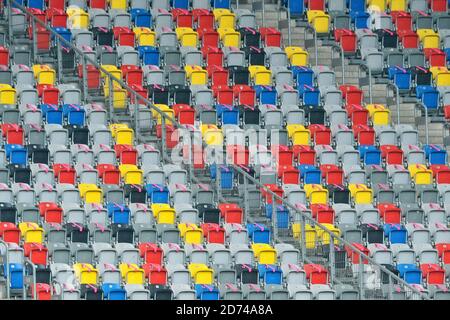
366;104;390;126
435;71;450;87
184;65;208;85
0;84;16;105
109;124;134;145
176;27;198;47
188;263;214;285
110;0;127;10
200;124;223;146
73;263;98;285
78;183;103;204
67;7;89;29
119;263;145;284
417;29;440;48
101;65;121;79
348;184;373;204
430;66;449;79
213;9;235;28
18;222;44;243
119;164;143;184
109;123;129;137
408;164;433;185
306;10;330;34
292;223;317;249
32;64;56;85
287;124;310;146
217;28;240;47
133;27;156;46
251;243;277;264
368;0;387;11
387;0;406;11
178;223;204;244
151;203;176;224
248;65;272;85
108;88;127;109
284;46;309;66
316;223;341;245
304;184;328;204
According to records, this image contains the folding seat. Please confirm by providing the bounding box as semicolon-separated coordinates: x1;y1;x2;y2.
408;164;433;185
306;10;330;36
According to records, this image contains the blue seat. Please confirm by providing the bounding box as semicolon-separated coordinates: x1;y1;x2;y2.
246;223;271;244
282;0;304;17
383;224;407;244
423;144;448;165
212;0;231;9
358;145;381;165
216;104;239;125
145;184;170;204
52;27;72;50
28;0;45;10
388;66;411;90
264;204;289;228
445;48;450;63
102;283;127;300
62;104;85;126
298;164;322;184
11;0;25;9
130;9;152;28
416;86;439;110
7;263;24;290
254;85;277;105
172;0;189;9
210;164;234;190
138;46;160;66
351;12;370;29
106;203;130;224
397;264;422;285
348;0;366;14
39;104;63;125
300;86;320;107
5;144;27;165
257;264;283;285
292;66;314;88
195;284;220;300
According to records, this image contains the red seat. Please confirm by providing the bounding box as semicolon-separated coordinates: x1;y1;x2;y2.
310;204;335;224
346;243;369;264
46;8;68;27
53;164;76;184
128;84;148;104
345;103;369;126
112;27;135;46
139;243;163;265
121;65;143;86
173;104;195;125
398;30;419;49
292;145;316;165
430;165;450;184
1;124;24;145
271;145;293;166
424;48;447;67
77;65;101;90
114;144;138;165
48;0;65;10
192;9;215;29
353;124;375;145
391;11;412;32
260;27;282;47
88;0;107;9
30;283;52;300
429;0;447;11
306;0;325;10
226;145;249;166
320;164;344;185
156;124;179;149
380;145;404;165
213;85;233;105
334;29;357;54
143;263;167;285
309;124;331;145
340;85;363;105
278;165;300;184
233;85;255;106
201;223;225;244
97;164;121;185
303;264;328;284
37;84;60;104
261;184;283;204
38;202;63;224
203;46;224;67
207;65;228;86
197;27;219;47
218;203;243;224
420;264;446;285
24;243;48;265
377;203;401;224
172;8;193;28
444;105;450;121
436;243;450;259
0;222;20;244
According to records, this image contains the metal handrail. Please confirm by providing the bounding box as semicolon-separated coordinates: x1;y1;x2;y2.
386;83;401;126
24;259;36;300
330;43;345;84
231;164;431;300
358;63;373;104
415;102;430;145
278;0;292;46
304;25;318;66
0;240;10;299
